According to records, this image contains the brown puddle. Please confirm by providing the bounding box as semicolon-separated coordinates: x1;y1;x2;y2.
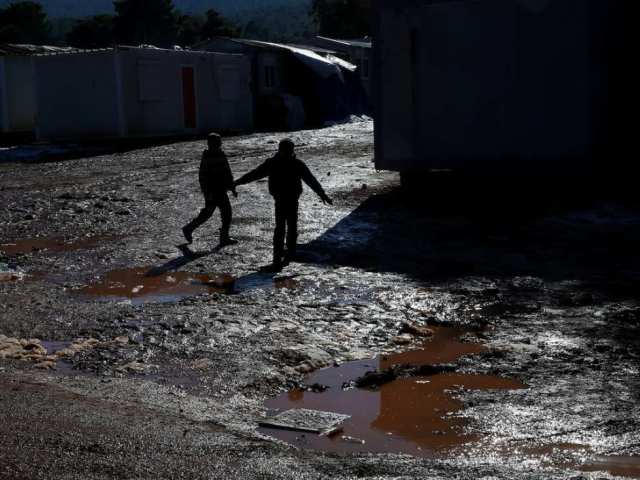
0;235;115;255
0;270;25;282
581;456;640;479
260;327;527;457
79;267;297;304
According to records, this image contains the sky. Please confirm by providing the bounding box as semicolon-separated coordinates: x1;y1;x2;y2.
0;0;307;19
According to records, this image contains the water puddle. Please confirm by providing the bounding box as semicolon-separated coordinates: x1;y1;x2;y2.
260;327;527;457
79;267;297;304
0;267;25;282
0;235;115;255
581;456;640;479
39;340;76;374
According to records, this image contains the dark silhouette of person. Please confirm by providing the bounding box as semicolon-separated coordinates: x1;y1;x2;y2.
234;138;332;271
182;133;237;247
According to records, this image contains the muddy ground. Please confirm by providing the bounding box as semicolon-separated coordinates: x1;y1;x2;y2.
1;120;639;479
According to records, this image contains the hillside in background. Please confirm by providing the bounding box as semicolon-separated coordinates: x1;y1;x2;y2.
1;0;314;42
0;0;310;18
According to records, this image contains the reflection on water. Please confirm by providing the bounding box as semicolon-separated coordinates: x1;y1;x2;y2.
79;267;298;304
260;327;527;457
581;456;640;479
380;326;485;367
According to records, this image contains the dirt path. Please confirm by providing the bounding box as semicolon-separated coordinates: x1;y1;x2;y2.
1;120;640;479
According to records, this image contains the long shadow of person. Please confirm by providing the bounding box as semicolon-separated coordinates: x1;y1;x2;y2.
144;245;285;294
145;244;214;277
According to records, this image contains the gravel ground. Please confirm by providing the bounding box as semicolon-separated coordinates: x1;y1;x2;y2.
1;120;639;479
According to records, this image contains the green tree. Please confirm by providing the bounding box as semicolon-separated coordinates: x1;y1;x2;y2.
0;1;50;44
176;13;203;46
66;15;115;48
201;8;238;40
113;0;178;47
312;0;370;39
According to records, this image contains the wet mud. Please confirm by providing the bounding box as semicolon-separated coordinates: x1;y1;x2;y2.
0;270;25;282
79;267;233;304
0;235;116;256
260;327;527;457
79;267;298;304
581;456;640;479
2;121;640;479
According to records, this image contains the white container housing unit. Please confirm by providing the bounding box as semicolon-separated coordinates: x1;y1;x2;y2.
373;0;630;179
33;46;254;141
0;54;36;135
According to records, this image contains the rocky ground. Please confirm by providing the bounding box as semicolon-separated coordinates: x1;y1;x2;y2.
1;120;639;479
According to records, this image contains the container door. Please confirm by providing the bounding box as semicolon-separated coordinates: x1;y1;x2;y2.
182;67;197;129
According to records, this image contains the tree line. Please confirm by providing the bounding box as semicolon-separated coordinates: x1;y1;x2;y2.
0;0;238;48
312;0;370;39
0;0;371;48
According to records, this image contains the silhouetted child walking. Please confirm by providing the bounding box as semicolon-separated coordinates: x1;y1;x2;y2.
183;133;237;247
234;139;332;271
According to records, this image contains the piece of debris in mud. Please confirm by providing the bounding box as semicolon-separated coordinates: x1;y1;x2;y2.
0;263;25;282
0;336;57;369
341;435;366;445
0;335;133;372
259;326;526;457
259;409;350;436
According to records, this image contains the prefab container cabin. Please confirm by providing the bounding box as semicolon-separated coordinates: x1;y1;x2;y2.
33;46;253;141
314;36;372;99
373;0;632;180
197;37;368;131
0;45;41;136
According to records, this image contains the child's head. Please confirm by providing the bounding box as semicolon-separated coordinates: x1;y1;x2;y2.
207;132;222;151
278;138;295;157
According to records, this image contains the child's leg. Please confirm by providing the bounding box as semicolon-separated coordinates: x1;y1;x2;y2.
273;199;287;263
218;193;233;243
183;192;216;243
285;200;299;258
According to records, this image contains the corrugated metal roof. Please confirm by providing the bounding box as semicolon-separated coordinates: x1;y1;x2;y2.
0;44;79;56
17;44;239;57
316;36;372;49
284;43;336;55
196;37;337;55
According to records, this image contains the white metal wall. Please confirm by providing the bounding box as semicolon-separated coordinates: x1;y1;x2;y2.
0;56;36;133
374;0;594;174
34;52;120;140
0;58;7;133
118;49;253;137
6;56;36;132
34;48;253;141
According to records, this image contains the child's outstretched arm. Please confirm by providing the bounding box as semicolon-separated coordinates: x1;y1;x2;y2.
234;160;270;187
300;163;332;205
222;155;238;197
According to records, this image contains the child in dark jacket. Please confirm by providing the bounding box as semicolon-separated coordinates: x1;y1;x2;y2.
234;138;332;270
183;133;237;247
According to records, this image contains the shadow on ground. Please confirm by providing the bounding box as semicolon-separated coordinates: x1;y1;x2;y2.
0;136;207;164
300;184;640;298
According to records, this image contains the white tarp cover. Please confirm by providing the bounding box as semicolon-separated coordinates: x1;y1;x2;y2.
244;40;356;81
326;54;357;72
